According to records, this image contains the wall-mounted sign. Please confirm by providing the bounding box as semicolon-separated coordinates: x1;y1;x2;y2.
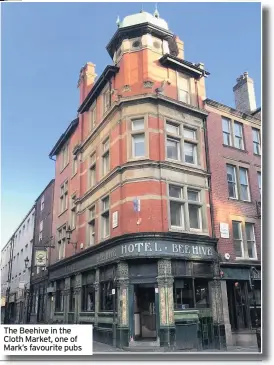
35;250;47;267
18;282;25;290
112;211;118;229
220;223;229;238
1;296;6;307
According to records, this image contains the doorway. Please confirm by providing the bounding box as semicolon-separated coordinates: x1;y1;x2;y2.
227;280;248;330
134;284;157;340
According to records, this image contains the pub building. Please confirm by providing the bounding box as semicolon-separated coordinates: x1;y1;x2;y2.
47;233;226;350
46;10;226;350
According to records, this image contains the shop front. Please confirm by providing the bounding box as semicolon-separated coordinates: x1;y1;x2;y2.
47;233;226;350
220;264;261;347
29;279;48;324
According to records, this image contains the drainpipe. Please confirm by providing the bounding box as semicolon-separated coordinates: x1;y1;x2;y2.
28;204;37;323
203;116;216;238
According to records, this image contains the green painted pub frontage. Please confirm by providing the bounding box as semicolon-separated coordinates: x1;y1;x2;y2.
47;233;226;350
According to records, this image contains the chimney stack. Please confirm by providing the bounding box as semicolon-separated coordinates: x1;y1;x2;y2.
233;72;257;114
78;62;97;104
174;36;184;59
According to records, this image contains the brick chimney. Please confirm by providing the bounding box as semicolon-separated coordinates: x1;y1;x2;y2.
174;36;184;59
77;62;97;104
233;72;257;114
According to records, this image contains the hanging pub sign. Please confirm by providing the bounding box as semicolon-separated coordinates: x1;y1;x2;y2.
35;250;47;267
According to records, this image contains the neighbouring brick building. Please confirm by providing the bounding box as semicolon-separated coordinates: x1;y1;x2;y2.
29;179;55;324
46;10;226;350
1;207;35;324
204;72;261;347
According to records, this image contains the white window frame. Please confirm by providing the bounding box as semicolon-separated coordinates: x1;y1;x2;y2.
61;143;69;170
88;153;96;188
177;72;190;104
131;118;146;158
232;221;244;258
252;128;261;155
90;102;97;131
183;141;197;165
132;133;145;158
101;196;110;239
187;189;203;231
102;138;110;176
87;206;96;247
71;196;77;230
222;117;232;146
222;117;245;150
60;181;68;213
72;154;78;176
167;137;181;161
239;167;250;202
166;121;181;161
227;165;238;199
233;121;244;150
57;225;66;260
245;223;257;260
103;85;111;113
257;172;261;196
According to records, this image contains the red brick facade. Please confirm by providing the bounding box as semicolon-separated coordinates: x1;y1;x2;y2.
49;29;212;265
205;100;261;262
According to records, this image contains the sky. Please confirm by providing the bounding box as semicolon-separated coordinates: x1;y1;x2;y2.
1;2;261;247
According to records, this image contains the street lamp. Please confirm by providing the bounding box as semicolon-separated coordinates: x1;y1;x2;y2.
24;257;30;269
112;276;117;348
249;266;261;352
66;226;78;253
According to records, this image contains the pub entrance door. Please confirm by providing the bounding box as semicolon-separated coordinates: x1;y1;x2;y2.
134;284;157;340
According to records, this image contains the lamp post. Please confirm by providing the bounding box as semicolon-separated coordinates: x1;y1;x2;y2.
112;276;117;348
24;256;30;269
66;226;78;254
249;266;261;352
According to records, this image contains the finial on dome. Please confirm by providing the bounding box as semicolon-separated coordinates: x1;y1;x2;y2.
154;4;160;18
116;15;121;28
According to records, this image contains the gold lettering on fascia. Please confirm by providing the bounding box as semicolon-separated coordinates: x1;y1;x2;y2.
96;248;117;263
172;243;213;256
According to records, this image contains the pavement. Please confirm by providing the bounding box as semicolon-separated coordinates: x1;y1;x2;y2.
93;341;259;353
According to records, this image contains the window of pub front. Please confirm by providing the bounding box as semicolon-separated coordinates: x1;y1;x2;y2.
69;276;76;312
99;265;115;311
55;280;65;312
173;261;211;310
82;271;95;312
